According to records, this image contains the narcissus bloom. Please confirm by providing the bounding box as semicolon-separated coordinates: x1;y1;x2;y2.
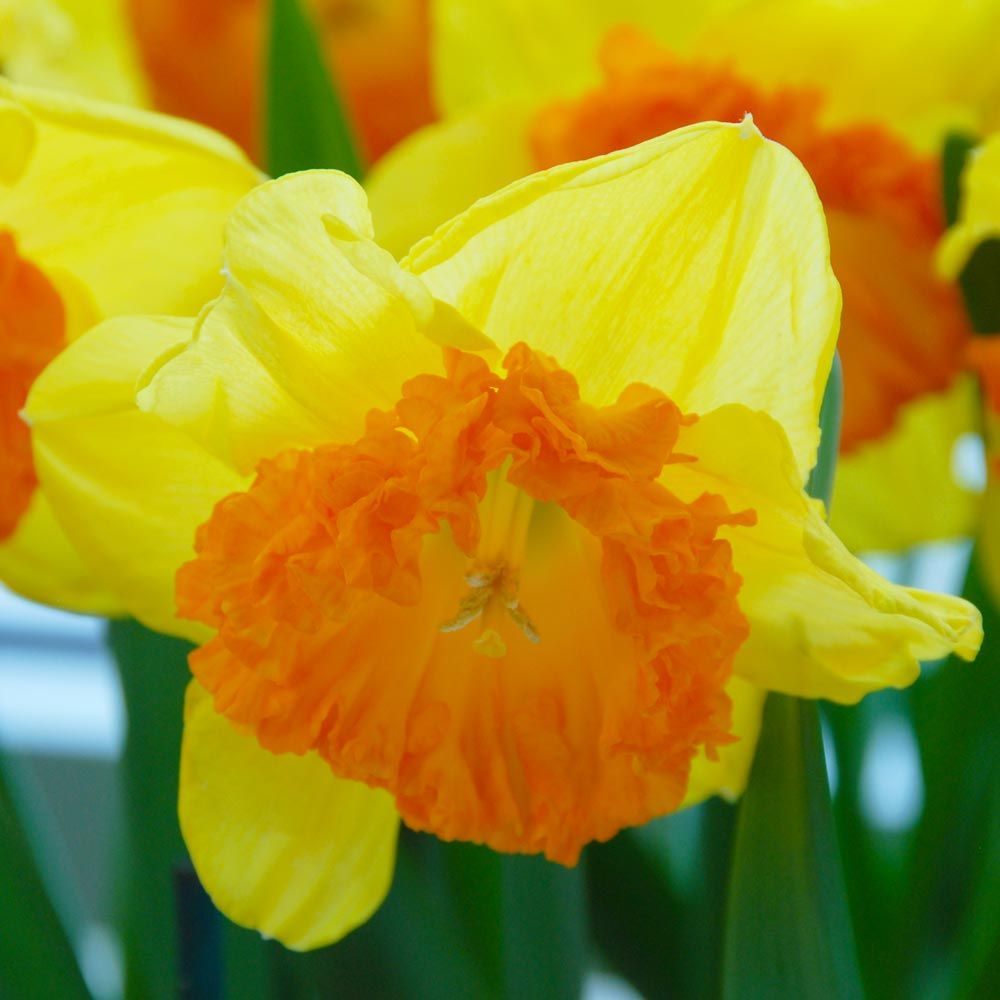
370;0;1000;555
29;122;980;949
0;80;259;609
125;0;434;163
940;132;1000;600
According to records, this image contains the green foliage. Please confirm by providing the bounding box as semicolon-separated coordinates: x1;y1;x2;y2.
277;833;586;1000
0;757;91;1000
108;618;192;1000
722;695;864;1000
587;804;734;999
265;0;363;179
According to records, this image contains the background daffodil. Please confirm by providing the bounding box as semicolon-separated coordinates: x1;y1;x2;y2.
26;120;981;949
0;79;260;610
368;0;1000;558
940;132;1000;603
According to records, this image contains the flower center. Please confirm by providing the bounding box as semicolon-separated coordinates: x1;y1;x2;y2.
0;231;65;541
440;469;539;657
531;25;967;454
179;343;755;862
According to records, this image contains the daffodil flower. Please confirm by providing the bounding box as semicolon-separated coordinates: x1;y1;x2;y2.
368;0;1000;556
0;80;259;609
28;121;980;949
940;132;1000;600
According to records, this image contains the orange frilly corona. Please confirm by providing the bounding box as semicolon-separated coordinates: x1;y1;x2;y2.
28;122;981;949
179;343;753;862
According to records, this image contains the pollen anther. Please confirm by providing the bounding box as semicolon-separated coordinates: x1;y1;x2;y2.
439;560;541;650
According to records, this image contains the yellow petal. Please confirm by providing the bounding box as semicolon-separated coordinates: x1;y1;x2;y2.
832;378;981;553
939;132;1000;279
682;677;766;807
408;119;840;482
664;405;982;703
431;0;746;115
690;0;1000;149
138;171;445;473
0;492;121;615
181;681;399;951
0;101;35;183
0;0;148;107
26;316;246;639
0;79;260;324
366;100;536;260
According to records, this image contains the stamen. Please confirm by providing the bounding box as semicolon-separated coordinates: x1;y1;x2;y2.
439;469;541;653
439;561;541;650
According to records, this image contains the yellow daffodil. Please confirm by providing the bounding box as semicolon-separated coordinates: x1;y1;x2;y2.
370;0;1000;556
940;132;1000;599
0;80;260;610
27;120;980;948
125;0;434;163
0;0;147;105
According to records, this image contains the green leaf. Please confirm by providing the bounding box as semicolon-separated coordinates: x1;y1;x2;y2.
265;0;363;178
0;755;91;1000
822;691;913;1000
499;852;586;1000
951;767;1000;999
272;833;493;999
108;618;192;1000
806;351;843;511
893;552;1000;996
883;133;1000;997
722;696;864;1000
587;830;685;999
723;360;863;999
285;833;586;1000
941;133;977;227
588;796;737;999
